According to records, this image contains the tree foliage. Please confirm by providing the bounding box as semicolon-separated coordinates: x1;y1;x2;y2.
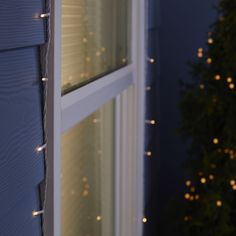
179;1;236;235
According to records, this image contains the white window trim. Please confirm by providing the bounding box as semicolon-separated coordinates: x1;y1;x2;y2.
45;0;145;235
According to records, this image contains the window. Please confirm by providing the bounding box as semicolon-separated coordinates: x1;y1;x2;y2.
61;100;115;236
61;0;130;94
45;0;146;235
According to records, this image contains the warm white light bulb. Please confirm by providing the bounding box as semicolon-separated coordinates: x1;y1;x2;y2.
213;138;219;144
148;58;155;63
142;217;148;223
216;200;222;207
32;210;44;217
145;151;152;157
208;38;214;44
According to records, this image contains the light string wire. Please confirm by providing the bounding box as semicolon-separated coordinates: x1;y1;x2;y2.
39;0;51;234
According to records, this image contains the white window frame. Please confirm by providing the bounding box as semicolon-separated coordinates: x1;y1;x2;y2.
45;0;146;235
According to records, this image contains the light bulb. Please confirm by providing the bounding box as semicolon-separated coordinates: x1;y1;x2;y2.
96;51;101;57
199;84;205;89
32;210;44;217
229;83;235;89
209;175;214;180
213;138;219;144
197;52;203;58
208;38;214;44
214;75;221;81
184;193;190;200
185;180;191;187
227;77;233;83
216;200;222;207
142;217;148;223
148;58;155;63
145;151;152;157
184;216;189;222
145;120;156;125
207;58;212;64
200;178;206;184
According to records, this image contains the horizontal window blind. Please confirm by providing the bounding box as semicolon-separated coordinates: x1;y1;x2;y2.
61;100;115;236
61;0;130;94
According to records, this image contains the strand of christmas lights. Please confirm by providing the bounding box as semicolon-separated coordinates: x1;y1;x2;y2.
33;1;52;234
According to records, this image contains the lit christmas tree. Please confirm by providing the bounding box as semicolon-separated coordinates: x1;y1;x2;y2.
179;0;236;235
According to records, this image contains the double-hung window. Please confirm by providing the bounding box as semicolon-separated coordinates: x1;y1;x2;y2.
45;0;145;235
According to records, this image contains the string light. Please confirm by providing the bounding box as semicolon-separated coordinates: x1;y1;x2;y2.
83;190;89;197
208;38;214;44
145;120;156;125
199;84;205;89
147;57;155;64
82;38;88;43
32;210;44;217
184;193;191;200
96;216;102;221
96;51;101;57
214;75;221;81
122;58;127;63
200;177;207;184
184;216;189;222
85;57;91;62
39;13;50;18
229;83;235;89
185;180;191;187
213;138;219;144
216;200;222;207
195;194;200;200
232;185;236;190
224;148;229;154
146;86;151;91
227;77;233;83
209;175;214;180
36;143;47;152
82;177;88;183
38;2;51;233
42;77;48;82
93;118;100;124
197;48;204;58
145;151;152;157
142;217;148;223
230;180;236;186
207;58;212;64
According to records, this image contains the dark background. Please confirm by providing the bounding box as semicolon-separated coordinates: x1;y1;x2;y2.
144;0;218;235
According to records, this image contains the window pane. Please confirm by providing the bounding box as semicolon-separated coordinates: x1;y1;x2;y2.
61;0;130;94
61;100;115;236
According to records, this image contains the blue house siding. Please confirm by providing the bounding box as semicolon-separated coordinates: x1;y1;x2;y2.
0;2;46;235
0;1;45;50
